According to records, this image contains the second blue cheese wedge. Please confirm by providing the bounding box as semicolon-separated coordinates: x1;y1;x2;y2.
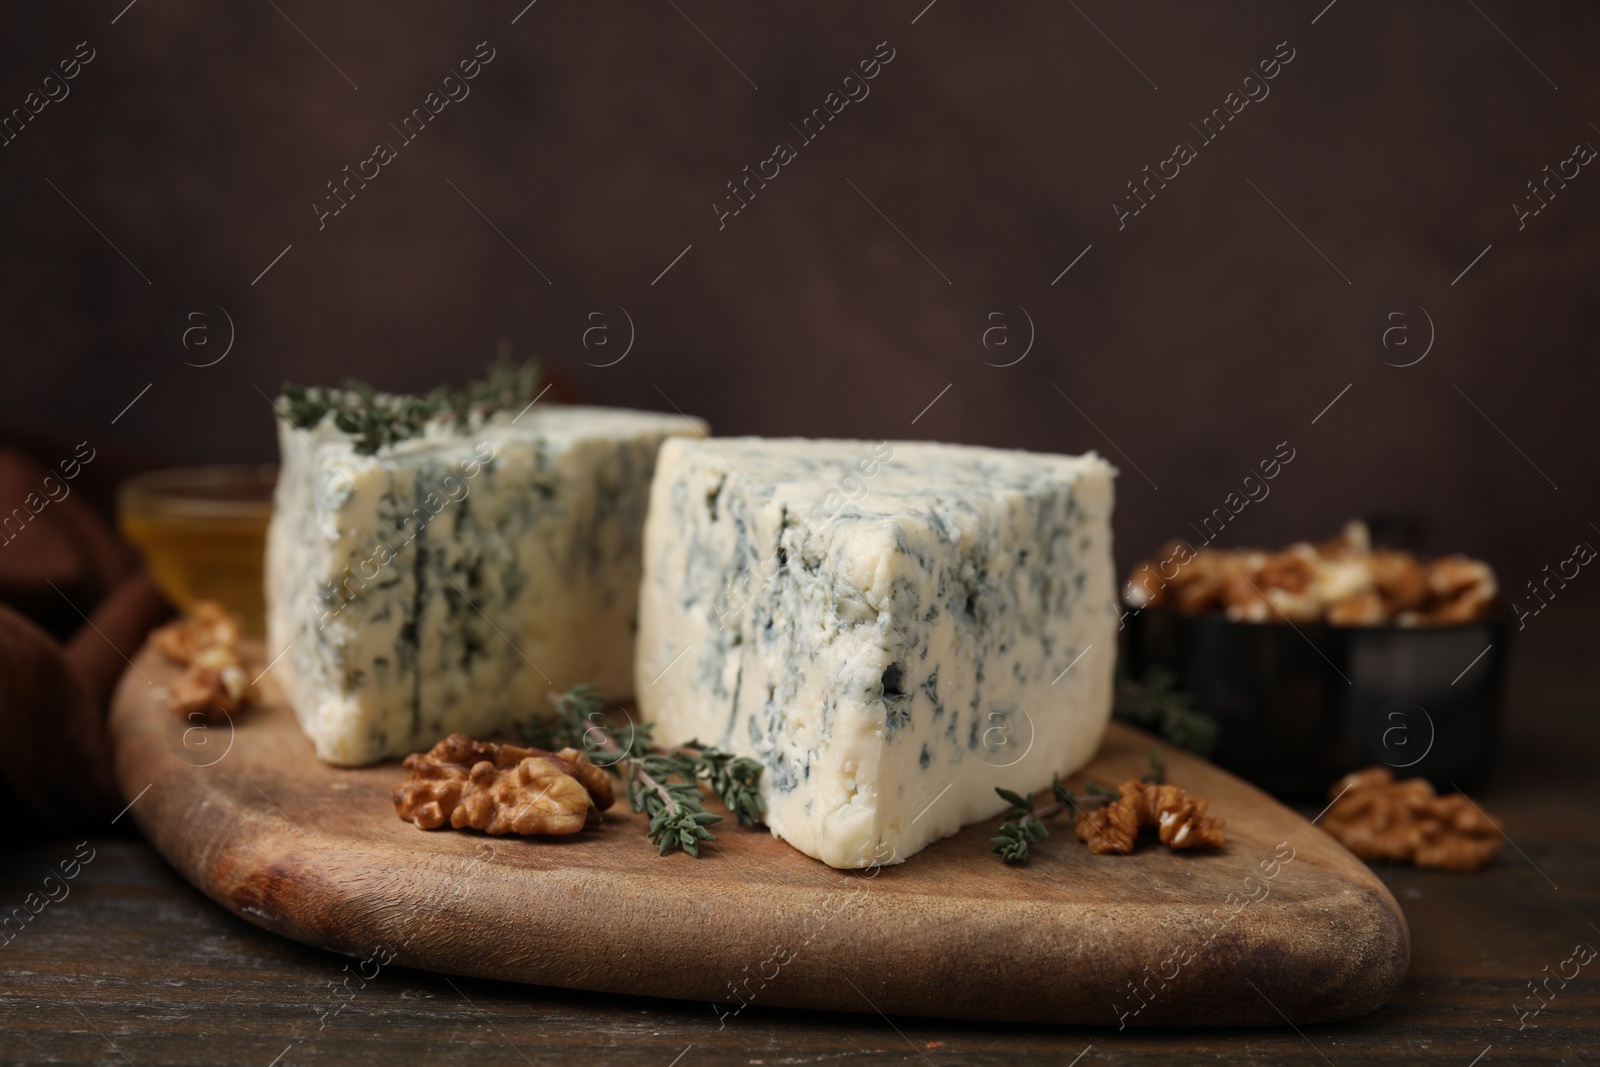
267;401;704;766
635;437;1118;868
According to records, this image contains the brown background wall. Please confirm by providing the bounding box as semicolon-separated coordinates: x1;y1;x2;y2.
1;2;1595;588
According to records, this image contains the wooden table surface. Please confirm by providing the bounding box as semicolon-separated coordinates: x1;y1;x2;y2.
5;599;1598;1066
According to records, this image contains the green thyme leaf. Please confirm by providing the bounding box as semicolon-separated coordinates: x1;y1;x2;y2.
995;787;1035;814
991;816;1050;863
522;686;763;857
684;739;766;828
1142;745;1167;785
279;356;542;454
1113;669;1219;758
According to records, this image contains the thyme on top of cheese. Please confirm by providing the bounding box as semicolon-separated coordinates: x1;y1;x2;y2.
281;358;541;455
523;685;766;857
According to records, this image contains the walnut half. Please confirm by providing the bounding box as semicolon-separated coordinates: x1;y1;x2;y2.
393;734;616;837
1075;780;1227;855
151;601;254;722
168;644;251;723
151;600;243;664
1319;766;1501;871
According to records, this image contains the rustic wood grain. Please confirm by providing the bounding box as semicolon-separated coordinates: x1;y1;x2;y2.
8;598;1597;1065
101;639;1409;1029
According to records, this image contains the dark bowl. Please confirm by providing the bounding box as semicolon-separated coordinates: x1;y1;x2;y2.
1123;606;1510;801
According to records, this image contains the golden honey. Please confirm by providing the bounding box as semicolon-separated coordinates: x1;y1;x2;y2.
118;466;276;634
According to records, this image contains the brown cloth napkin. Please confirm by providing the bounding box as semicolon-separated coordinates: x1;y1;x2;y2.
0;446;173;837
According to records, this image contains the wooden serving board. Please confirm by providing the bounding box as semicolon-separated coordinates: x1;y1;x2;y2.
109;641;1408;1027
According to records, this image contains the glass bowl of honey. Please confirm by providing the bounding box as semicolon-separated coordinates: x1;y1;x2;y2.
117;466;276;633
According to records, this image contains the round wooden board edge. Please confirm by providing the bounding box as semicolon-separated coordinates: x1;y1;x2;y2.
109;641;1411;1027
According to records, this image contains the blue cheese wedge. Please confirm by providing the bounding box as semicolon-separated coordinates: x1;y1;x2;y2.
636;437;1117;867
266;403;704;766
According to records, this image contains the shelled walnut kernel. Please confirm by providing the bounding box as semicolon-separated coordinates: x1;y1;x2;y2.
393;734;615;836
1123;521;1498;626
1075;780;1227;855
1319;767;1502;872
150;600;253;722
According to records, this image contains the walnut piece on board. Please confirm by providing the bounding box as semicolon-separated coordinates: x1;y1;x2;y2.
1075;779;1226;855
151;601;253;722
150;601;243;664
393;733;615;836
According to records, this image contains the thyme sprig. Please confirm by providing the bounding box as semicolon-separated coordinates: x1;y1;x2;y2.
521;685;766;857
680;740;766;829
992;748;1168;864
524;683;648;761
1142;745;1167;785
1113;669;1218;757
281;357;542;455
629;753;722;857
990;783;1060;863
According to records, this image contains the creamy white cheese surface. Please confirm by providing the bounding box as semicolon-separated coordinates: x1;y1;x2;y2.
266;403;704;766
636;437;1118;867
